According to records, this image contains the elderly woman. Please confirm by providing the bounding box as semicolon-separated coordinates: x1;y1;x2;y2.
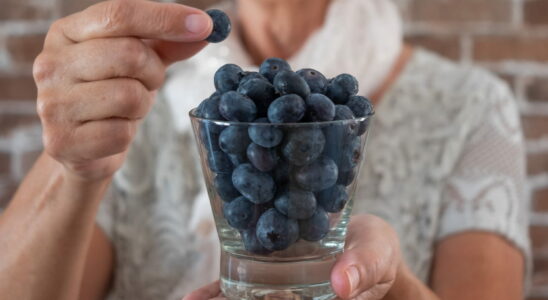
0;0;529;299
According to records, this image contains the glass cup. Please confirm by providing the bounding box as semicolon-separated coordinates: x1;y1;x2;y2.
189;109;373;300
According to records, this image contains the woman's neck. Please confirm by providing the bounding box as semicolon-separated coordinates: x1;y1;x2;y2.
237;0;330;65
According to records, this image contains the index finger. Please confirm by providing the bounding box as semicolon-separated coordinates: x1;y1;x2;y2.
48;0;212;46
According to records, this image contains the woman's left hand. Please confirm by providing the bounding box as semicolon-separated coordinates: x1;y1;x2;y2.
183;214;401;300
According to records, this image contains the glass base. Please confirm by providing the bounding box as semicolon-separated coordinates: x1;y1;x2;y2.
220;250;341;300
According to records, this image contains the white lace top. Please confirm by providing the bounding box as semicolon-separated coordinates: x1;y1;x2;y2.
96;4;531;300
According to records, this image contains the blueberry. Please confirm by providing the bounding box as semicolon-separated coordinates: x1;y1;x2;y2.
282;128;325;166
259;58;292;82
206;9;232;43
248;118;283;148
228;153;247;166
267;94;306;123
256;208;299;251
273;70;311;99
237;78;276;116
305;94;336;122
223;196;260;230
247;143;279;172
295;156;338;191
346;96;373;117
214;64;243;93
219;126;250;154
219;91;257;122
240;71;268;86
316;185;348;213
296;68;328;94
232;163;276;204
339;137;362;172
241;228;272;255
199;124;221;151
326;74;359;104
214;173;240;202
199;92;223;120
299;207;330;242
272;159;291;185
207;150;233;174
274;187;317;220
334;105;355;120
337;168;356;186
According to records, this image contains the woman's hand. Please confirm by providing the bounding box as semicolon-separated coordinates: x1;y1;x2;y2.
184;214;401;300
34;0;212;182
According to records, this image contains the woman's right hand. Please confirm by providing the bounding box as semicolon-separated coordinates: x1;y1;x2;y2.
34;0;212;182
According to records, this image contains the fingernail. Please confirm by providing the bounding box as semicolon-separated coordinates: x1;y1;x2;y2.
345;266;360;294
185;14;210;34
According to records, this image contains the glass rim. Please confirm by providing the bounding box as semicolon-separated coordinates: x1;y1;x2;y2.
188;108;374;126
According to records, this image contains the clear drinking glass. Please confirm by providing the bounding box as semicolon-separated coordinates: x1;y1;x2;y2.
189;109;372;300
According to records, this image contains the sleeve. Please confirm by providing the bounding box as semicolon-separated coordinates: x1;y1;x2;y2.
436;81;532;284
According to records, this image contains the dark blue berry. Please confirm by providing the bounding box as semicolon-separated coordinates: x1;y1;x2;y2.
241;228;272;255
247;143;279;172
346;96;373;117
337;168;356;186
296;68;328;94
207;150;233;174
248;118;283;148
259;58;292;82
295;156;338;191
240;72;268;86
274;187;317;220
214;173;240;202
334;105;355;120
326;74;359;104
237;78;276;116
219;91;257;122
305;94;336;122
219;126;250;154
199;124;221;151
267;94;306;123
339;137;362;172
273;70;311;99
256;208;299;251
206;9;232;43
223;196;260;230
299;207;330;242
232;163;276;204
214;64;242;93
316;185;348;213
282;128;325;166
199;92;223;120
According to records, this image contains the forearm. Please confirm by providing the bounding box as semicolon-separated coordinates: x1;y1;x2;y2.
383;263;440;300
0;152;111;300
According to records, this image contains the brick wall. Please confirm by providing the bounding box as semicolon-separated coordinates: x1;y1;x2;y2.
0;0;547;297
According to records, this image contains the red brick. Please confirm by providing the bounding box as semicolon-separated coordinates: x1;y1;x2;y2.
530;225;548;252
534;188;548;212
0;114;40;138
0;0;54;20
525;0;548;25
0;76;37;101
408;0;512;23
527;78;548;102
6;34;46;66
405;35;461;61
527;152;548;176
522;116;548;139
474;36;548;62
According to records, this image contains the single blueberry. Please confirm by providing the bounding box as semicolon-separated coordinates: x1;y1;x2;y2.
199;92;223;120
259;58;292;82
248;118;284;148
219;126;250;154
333;105;358;138
247;143;279;172
267;94;306;124
240;71;268;86
207;150;233;174
223;196;260;230
337;168;356;186
274;186;317;220
297;68;328;94
273;70;311;99
214;64;243;93
256;208;299;251
232;163;276;204
214;173;240;202
339;137;362;172
206;9;232;43
295;156;338;191
240;228;272;255
305;94;336;122
334;105;355;120
282;128;325;166
326;73;359;104
316;185;348;213
346;95;373;117
237;78;276;116
219;91;257;122
299;207;330;242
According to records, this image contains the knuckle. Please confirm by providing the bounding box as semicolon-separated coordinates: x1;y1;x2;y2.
117;81;146;118
43;129;66;160
33;53;57;83
118;38;148;73
36;94;59;122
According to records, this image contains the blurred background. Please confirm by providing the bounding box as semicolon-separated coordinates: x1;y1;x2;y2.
0;0;547;298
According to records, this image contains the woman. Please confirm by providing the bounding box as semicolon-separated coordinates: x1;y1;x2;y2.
0;0;529;299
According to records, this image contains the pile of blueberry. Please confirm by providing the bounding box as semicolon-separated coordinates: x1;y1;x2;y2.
194;58;373;254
